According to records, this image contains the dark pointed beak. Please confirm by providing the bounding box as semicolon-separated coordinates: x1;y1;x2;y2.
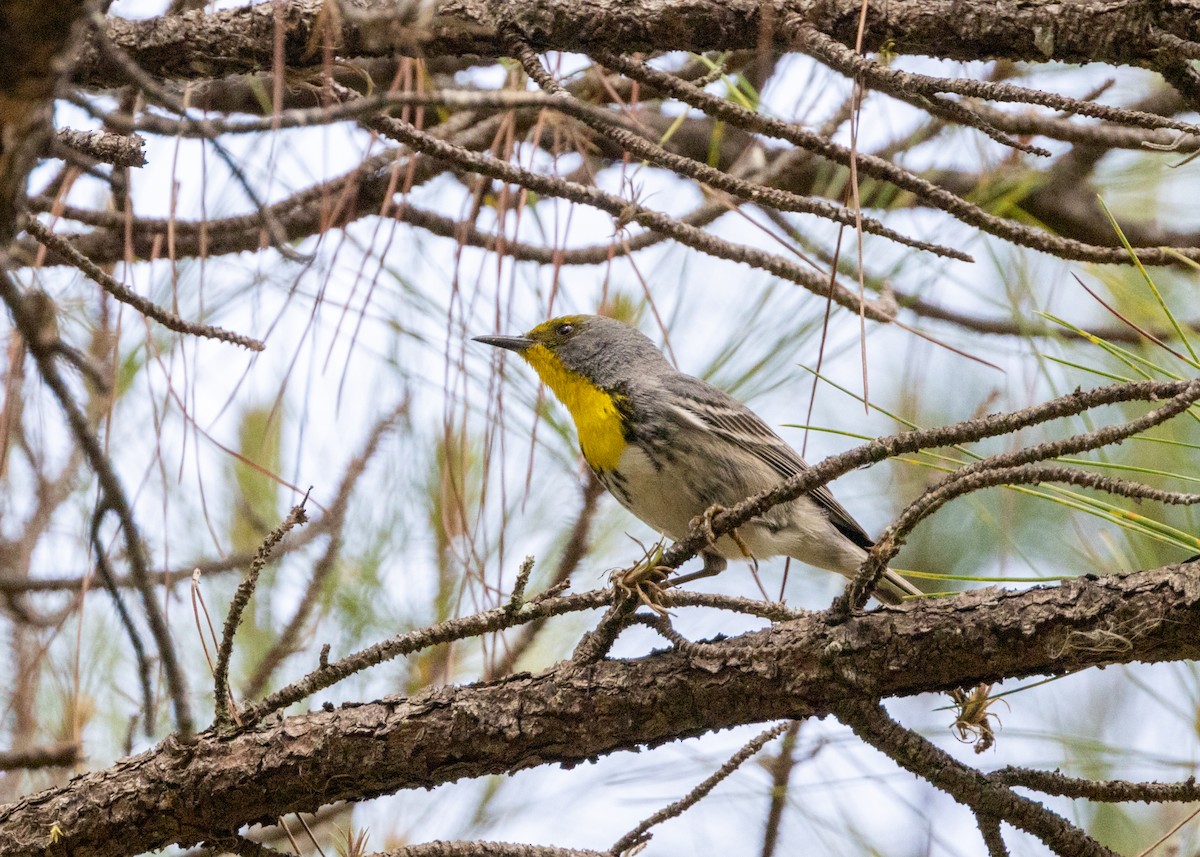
473;334;534;353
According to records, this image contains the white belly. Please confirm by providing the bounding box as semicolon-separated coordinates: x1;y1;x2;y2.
600;444;868;576
602;444;695;540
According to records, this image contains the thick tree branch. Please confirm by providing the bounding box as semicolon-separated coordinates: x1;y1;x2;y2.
0;0;89;243
0;742;80;772
8;563;1200;857
79;0;1200;88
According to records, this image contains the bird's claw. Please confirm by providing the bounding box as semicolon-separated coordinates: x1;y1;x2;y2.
691;504;723;545
691;504;753;560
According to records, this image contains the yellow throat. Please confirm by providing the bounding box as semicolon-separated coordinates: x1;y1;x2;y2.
520;344;627;472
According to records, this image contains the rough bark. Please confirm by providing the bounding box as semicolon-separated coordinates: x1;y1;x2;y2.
5;563;1200;857
77;0;1200;90
0;0;90;243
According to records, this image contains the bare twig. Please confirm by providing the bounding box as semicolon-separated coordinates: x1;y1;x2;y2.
759;721;803;857
242;407;405;699
976;814;1010;857
991;768;1200;803
0;513;330;593
608;722;790;854
835;700;1117;857
240;588;610;725
53;128;146;167
23;217;265;351
792;26;1200;136
842;383;1200;610
214;501;310;729
91;503;155;736
0;268;193;738
594;49;1200;265
351;96;921;320
506;38;959;257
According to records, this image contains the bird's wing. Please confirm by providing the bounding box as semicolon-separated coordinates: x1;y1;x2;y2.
663;374;875;550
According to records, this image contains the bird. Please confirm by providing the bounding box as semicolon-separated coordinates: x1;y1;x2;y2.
475;314;921;605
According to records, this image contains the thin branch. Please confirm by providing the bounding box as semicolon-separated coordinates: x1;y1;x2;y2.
52;128;146;167
593;49;1200;265
976;813;1011;857
243;407;405;699
20;110;517;269
90;504;155;736
23;217;265;351
348;90;920;322
608;722;790;854
240;589;609;725
843;386;1200;610
916;92;1052;157
893;289;1200;343
0;268;193;738
991;768;1200;803
835;700;1117;857
123;88;676;138
214;502;309;729
27;192;724;269
505;38;957;257
792;26;1200;136
759;721;804;857
0;515;329;593
964;100;1200;153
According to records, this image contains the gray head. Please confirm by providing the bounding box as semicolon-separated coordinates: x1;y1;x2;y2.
473;314;672;389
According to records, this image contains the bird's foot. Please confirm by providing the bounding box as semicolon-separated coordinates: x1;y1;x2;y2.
692;504;724;545
691;504;753;560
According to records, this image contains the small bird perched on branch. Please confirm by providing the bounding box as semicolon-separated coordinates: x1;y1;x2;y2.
475;314;921;605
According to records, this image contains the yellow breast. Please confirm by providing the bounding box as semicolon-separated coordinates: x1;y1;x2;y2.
521;344;627;472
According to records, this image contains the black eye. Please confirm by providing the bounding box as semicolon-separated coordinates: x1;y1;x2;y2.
555;322;575;337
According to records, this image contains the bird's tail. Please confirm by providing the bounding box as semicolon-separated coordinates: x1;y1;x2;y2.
874;568;924;605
